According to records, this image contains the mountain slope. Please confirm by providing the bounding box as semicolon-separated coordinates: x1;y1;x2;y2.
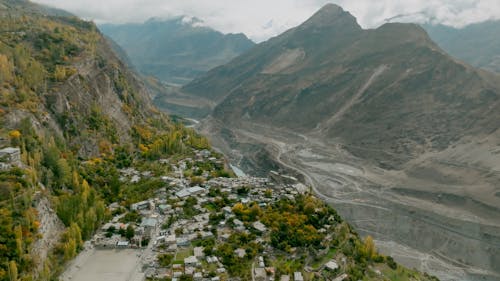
99;18;255;85
0;1;214;279
423;21;500;73
184;4;500;169
183;4;500;279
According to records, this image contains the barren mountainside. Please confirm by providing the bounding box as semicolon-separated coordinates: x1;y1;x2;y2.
184;4;500;169
182;4;500;280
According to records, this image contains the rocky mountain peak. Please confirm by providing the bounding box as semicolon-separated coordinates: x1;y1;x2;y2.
300;3;361;31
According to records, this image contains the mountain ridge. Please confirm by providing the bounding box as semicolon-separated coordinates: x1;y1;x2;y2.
99;17;255;85
423;20;500;73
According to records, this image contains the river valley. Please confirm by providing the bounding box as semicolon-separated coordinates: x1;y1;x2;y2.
198;118;500;281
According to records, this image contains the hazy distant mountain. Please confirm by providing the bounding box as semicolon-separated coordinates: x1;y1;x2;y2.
423;21;500;73
99;17;255;85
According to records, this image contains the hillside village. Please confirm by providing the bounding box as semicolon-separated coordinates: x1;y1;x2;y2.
80;149;436;281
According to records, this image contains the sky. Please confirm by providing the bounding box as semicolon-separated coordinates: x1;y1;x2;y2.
32;0;500;42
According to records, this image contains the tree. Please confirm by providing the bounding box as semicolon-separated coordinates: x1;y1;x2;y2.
232;203;245;216
125;224;135;240
56;158;71;185
53;65;67;81
363;235;376;260
157;253;173;267
9;130;21;146
8;261;17;281
14;225;23;256
0;54;13;84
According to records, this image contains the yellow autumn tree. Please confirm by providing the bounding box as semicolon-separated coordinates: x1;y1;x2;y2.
232;202;245;216
8;130;21;139
9;130;21;146
8;260;18;281
53;65;67;81
14;225;23;256
364;235;376;260
0;54;13;84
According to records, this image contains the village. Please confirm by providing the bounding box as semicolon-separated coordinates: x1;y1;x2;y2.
84;149;348;281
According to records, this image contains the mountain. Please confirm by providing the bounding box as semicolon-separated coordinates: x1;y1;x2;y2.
184;3;500;169
99;17;255;85
0;1;215;279
182;4;500;280
423;21;500;73
0;0;73;17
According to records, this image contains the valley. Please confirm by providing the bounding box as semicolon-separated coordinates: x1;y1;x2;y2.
166;5;500;280
2;1;500;281
196;118;500;281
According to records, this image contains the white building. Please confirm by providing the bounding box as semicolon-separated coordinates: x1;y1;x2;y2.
184;256;198;267
0;147;21;165
194;246;205;258
294;272;304;281
131;200;152;211
280;275;290;281
325;260;339;271
253;221;267;232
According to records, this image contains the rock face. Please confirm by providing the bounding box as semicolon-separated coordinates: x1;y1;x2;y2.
182;4;500;280
99;18;255;85
1;3;156;159
423;21;500;73
31;195;65;275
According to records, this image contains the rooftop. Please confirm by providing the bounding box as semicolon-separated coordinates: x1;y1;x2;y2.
187;186;205;194
176;189;191;198
294;272;304;281
0;147;20;154
141;218;157;228
184;255;198;264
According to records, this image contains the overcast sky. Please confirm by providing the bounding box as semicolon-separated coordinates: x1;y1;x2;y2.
32;0;500;42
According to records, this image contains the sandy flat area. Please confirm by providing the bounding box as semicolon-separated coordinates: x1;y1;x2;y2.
61;249;141;281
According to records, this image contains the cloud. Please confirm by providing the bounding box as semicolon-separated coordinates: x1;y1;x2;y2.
32;0;500;42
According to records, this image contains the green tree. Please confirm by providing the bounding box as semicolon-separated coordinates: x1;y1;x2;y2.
125;225;135;240
157;254;173;267
55;158;71;185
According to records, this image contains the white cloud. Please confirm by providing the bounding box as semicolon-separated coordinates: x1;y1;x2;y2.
32;0;500;42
